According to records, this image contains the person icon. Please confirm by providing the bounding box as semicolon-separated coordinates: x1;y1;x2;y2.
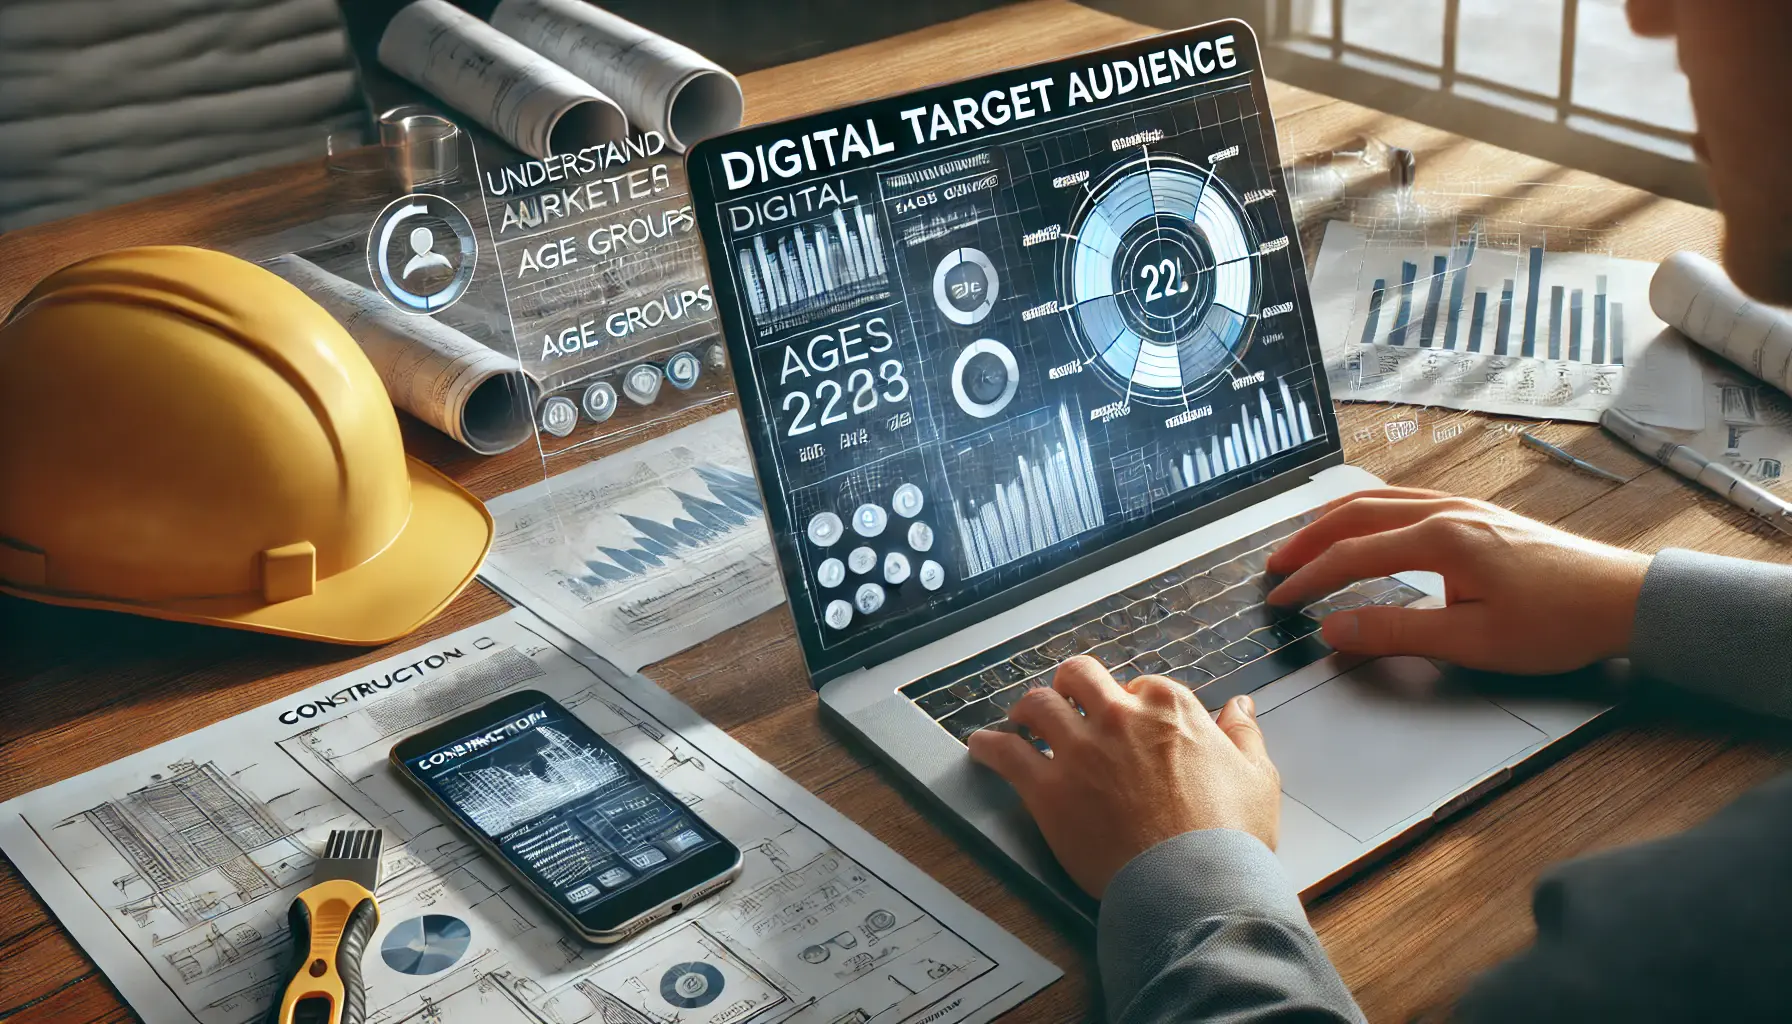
401;225;454;280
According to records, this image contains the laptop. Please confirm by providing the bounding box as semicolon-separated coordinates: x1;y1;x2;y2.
687;20;1602;921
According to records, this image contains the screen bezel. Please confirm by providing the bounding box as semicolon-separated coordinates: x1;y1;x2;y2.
390;689;742;938
688;20;1344;687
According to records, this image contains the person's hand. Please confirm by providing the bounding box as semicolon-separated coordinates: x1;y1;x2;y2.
1266;488;1651;674
966;656;1279;899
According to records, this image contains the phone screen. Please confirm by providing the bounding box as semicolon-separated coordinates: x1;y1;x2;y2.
399;694;734;924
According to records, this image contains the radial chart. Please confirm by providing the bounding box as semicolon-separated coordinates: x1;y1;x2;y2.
1062;154;1260;403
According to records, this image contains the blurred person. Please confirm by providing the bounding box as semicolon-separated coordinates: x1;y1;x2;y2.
970;3;1792;1021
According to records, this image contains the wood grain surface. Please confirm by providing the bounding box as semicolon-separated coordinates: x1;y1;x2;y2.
2;3;1786;1022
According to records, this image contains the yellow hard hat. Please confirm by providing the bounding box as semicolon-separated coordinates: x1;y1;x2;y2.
0;246;493;645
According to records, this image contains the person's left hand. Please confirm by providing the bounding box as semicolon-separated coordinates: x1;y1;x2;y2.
966;656;1281;899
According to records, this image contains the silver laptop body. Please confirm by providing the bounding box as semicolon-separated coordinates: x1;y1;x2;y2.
688;21;1604;922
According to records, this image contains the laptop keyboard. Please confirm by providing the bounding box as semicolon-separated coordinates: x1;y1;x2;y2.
898;510;1429;745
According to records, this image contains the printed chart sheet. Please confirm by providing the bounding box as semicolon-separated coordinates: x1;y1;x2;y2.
0;611;1058;1024
480;411;785;673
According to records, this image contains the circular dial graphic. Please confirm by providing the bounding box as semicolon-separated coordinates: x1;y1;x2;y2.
1062;154;1260;404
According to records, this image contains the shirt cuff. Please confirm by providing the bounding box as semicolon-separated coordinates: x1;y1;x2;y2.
1097;828;1309;1006
1631;548;1792;718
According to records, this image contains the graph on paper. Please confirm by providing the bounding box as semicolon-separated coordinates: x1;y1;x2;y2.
1359;236;1630;364
1310;220;1674;423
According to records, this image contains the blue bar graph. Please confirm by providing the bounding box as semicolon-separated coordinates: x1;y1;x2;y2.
1361;279;1387;346
1419;254;1448;347
1495;279;1515;356
1467;290;1488;352
1592;275;1609;363
1547;286;1565;360
1442;251;1472;350
1389;261;1419;346
1522;246;1545;357
1612;302;1626;364
1568;289;1585;362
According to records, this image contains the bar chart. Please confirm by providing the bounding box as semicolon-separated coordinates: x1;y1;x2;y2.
950;401;1108;577
736;204;890;325
1358;240;1628;365
1311;220;1676;423
1174;376;1319;488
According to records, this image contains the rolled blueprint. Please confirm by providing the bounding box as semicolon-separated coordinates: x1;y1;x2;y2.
267;255;535;456
378;0;627;159
491;0;744;152
1652;250;1792;398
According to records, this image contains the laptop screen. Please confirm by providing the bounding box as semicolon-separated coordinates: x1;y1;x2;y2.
688;21;1341;682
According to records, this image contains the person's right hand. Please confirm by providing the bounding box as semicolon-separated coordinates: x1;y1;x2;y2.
1265;488;1652;675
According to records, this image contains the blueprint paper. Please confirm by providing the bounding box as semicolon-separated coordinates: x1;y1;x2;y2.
480;411;786;674
0;610;1059;1024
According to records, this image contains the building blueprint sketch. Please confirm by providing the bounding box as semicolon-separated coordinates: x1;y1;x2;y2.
481;412;785;673
0;610;1058;1024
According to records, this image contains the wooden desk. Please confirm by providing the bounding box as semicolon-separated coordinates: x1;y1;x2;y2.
3;3;1787;1021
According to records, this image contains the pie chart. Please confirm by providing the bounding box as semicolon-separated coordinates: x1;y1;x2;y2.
380;914;472;976
1062;153;1260;403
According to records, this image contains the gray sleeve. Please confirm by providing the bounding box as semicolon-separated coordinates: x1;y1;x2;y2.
1630;549;1792;720
1098;829;1364;1024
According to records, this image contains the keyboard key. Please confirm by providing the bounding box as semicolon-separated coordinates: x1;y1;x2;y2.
1372;582;1428;606
1110;663;1142;684
1013;647;1057;672
1186;628;1227;655
1100;610;1131;632
1075;620;1122;646
989;684;1029;712
1178;576;1225;604
1086;641;1127;667
1123;581;1161;600
1130;651;1173;676
940;699;1007;741
1158;638;1203;667
1207;559;1252;585
949;677;1000;702
1195;650;1241;676
1124;623;1171;652
1167;664;1214;688
985;661;1029;686
1039;633;1080;659
1236;548;1271;575
1154;612;1203;640
1223;638;1267;663
915;687;965;719
1249;622;1304;651
1354;577;1401;598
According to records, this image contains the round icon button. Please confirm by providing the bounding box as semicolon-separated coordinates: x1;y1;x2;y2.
883;551;911;585
806;512;844;547
580;381;618;422
847;546;877;575
666;350;702;390
539;396;578;437
816;557;845;589
367;193;478;313
907;521;934;552
891;483;924;518
919;559;946;590
855;583;886;614
932;247;1000;325
825;600;853;630
623;364;663;404
853;503;888;537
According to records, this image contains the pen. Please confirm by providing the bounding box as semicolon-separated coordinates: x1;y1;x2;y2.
1600;408;1792;537
1517;431;1629;484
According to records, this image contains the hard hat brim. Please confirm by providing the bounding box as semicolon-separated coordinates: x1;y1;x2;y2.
0;457;494;646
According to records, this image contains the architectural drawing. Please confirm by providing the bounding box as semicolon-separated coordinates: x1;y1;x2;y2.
0;611;1056;1024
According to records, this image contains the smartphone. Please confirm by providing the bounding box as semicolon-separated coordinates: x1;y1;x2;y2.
390;690;742;943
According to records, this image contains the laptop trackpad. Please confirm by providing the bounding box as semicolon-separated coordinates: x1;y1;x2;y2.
1258;658;1546;842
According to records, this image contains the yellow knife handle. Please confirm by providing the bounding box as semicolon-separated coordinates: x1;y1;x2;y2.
269;879;379;1024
